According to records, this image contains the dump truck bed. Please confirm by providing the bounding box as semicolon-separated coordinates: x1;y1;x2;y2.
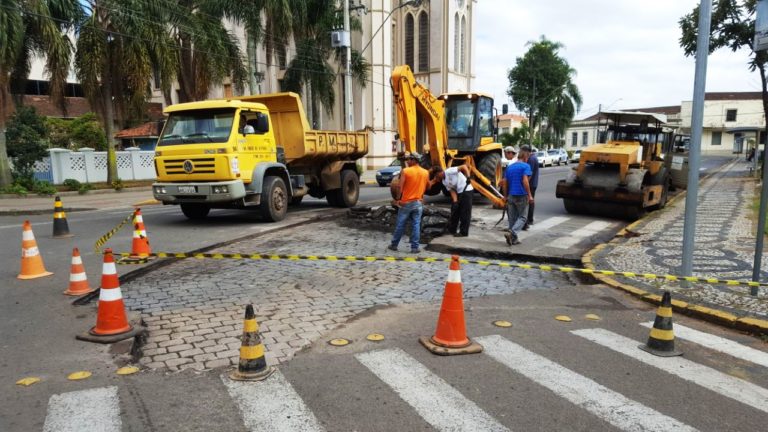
232;93;368;167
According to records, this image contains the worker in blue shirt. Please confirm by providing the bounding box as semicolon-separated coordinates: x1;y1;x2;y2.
501;145;534;245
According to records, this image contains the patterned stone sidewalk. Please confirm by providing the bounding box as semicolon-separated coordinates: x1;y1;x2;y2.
123;221;571;371
590;159;768;318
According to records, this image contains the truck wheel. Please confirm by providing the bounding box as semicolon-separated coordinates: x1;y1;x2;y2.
327;169;359;208
180;203;210;220
260;176;288;222
476;152;502;187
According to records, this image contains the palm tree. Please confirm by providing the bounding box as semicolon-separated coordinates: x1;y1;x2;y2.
544;74;582;147
0;0;80;187
75;0;178;183
282;0;369;127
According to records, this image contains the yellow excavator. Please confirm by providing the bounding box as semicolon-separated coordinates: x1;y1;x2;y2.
389;65;506;207
556;111;672;220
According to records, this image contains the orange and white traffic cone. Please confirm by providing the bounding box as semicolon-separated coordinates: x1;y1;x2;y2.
64;248;95;296
76;248;145;343
18;220;53;280
419;255;482;355
130;208;151;259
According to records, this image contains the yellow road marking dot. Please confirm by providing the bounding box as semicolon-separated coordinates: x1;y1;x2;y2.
67;371;92;381
493;320;513;328
116;366;139;375
16;377;41;386
555;315;572;322
585;314;601;321
366;333;385;341
329;338;351;346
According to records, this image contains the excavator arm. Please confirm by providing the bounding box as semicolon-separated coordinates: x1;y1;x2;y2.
390;65;505;208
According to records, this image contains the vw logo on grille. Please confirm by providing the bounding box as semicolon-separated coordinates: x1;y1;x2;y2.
183;160;194;173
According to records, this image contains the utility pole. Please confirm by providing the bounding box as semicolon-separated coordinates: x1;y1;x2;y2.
681;0;712;283
343;0;354;131
751;0;768;294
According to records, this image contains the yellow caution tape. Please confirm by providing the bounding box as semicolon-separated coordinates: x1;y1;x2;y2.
94;210;137;253
111;251;768;288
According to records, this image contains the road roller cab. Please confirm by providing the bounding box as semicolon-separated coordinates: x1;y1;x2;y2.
555;111;672;220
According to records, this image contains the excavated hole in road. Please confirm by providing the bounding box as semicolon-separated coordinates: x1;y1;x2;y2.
343;204;453;242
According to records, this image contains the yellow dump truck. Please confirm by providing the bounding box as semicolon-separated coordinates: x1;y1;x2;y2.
152;92;369;221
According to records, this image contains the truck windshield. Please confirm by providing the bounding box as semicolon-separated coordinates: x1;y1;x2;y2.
158;109;235;146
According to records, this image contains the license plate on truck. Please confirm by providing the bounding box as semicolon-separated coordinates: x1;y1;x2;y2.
178;186;197;194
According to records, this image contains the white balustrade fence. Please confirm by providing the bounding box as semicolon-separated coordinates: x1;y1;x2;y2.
47;147;156;184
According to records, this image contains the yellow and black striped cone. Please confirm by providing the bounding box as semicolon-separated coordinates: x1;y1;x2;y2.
229;304;274;381
52;196;72;238
639;291;682;357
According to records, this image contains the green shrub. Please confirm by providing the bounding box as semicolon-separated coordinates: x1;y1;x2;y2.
356;162;364;176
78;183;92;195
63;178;82;191
2;183;28;196
6;106;49;178
111;178;124;191
34;180;57;196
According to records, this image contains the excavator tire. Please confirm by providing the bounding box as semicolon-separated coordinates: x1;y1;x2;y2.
476;152;502;187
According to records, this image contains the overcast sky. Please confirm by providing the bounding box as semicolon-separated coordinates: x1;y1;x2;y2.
475;0;759;119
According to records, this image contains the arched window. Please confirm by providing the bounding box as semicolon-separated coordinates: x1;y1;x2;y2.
460;16;466;73
418;12;429;72
405;13;415;71
453;13;460;71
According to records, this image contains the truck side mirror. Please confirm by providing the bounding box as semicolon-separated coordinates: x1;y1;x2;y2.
255;112;269;134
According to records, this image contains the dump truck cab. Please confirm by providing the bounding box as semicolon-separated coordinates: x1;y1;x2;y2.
556;111;672;220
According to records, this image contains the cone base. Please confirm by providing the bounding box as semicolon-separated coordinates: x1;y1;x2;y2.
638;344;682;357
119;255;156;264
17;270;53;280
63;287;96;296
52;233;74;239
77;325;144;344
419;336;483;356
89;323;133;336
229;365;275;382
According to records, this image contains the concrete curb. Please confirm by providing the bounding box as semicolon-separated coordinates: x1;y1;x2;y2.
0;186;152;200
582;159;768;337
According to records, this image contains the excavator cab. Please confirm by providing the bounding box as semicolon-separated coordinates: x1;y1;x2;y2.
442;94;495;153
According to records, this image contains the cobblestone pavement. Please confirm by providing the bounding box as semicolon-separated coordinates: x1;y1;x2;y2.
593;159;768;317
123;221;572;371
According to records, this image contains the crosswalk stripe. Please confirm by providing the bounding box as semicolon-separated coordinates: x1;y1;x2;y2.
529;216;570;232
640;322;768;368
573;329;768;414
221;371;324;432
355;348;509;432
43;386;121;432
549;221;614;249
476;335;697;432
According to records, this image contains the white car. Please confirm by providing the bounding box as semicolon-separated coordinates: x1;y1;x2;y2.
571;149;582;162
535;151;555;167
548;148;568;165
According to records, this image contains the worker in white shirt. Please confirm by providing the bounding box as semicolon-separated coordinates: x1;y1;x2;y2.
429;164;473;237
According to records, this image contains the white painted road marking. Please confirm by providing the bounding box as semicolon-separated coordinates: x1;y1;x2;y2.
641;322;768;368
529;216;570;232
356;348;509;432
43;386;121;432
222;371;324;432
477;335;697;432
549;220;613;249
573;328;768;413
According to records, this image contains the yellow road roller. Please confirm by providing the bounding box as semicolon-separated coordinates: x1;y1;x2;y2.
556;111;672;220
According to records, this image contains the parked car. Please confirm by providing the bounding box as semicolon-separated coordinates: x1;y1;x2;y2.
548;148;568;165
571;149;582;162
536;151;555;167
376;159;402;186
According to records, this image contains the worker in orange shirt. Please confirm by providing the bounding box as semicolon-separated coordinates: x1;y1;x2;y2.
388;152;430;253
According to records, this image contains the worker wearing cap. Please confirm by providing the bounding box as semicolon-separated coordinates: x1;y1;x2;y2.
389;152;429;253
502;146;518;176
501;145;534;246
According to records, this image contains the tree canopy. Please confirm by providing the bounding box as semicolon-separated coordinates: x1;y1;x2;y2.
507;36;581;147
6;106;49;178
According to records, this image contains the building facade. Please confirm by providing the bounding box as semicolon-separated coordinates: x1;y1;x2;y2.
679;92;765;155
